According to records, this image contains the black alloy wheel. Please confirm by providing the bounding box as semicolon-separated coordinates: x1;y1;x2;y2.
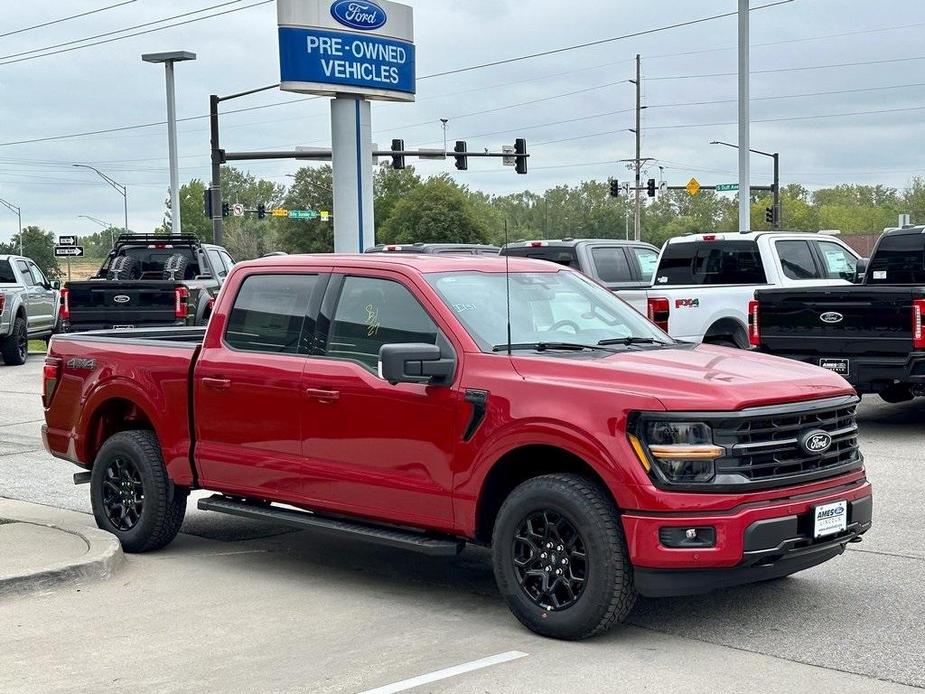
100;456;145;531
513;510;587;611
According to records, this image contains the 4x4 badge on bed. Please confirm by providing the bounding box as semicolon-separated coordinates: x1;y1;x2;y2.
801;430;833;455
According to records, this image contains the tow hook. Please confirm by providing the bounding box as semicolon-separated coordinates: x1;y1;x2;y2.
848;536;863;544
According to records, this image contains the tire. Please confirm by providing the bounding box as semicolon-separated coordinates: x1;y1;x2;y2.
1;316;28;366
107;255;137;280
90;430;187;553
705;337;740;349
163;254;189;281
492;474;636;640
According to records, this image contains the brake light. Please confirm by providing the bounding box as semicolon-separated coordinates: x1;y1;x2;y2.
530;241;548;247
385;245;401;252
0;293;5;314
748;300;760;346
43;357;62;407
647;297;670;332
914;299;925;350
175;286;190;319
59;288;70;321
703;235;717;241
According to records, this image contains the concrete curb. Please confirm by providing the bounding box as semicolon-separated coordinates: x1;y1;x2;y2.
0;518;124;598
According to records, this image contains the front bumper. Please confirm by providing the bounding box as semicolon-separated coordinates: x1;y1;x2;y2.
623;479;872;597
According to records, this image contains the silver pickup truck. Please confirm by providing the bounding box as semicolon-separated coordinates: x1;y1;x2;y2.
0;255;60;366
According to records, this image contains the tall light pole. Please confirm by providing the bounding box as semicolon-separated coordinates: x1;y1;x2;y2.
0;199;22;255
710;141;780;230
143;51;197;236
738;0;751;231
78;215;117;248
73;164;128;234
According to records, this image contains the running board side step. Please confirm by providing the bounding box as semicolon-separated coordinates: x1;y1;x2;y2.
197;495;465;557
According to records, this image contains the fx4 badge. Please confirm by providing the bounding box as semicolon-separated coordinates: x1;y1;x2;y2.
675;298;700;309
66;358;95;370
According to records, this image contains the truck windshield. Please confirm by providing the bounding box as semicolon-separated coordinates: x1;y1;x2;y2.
867;234;925;285
427;270;670;352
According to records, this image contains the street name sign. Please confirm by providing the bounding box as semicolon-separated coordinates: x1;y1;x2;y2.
716;183;739;192
277;0;416;102
289;210;320;219
686;178;701;196
58;235;77;246
55;246;85;257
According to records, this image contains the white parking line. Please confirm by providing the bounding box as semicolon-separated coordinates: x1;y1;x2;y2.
358;650;529;694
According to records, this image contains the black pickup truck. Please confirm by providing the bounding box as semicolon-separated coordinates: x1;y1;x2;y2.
61;234;235;333
753;225;925;401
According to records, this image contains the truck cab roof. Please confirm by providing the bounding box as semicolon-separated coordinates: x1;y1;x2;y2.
365;243;500;255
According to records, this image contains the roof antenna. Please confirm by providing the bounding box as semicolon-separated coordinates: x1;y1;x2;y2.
504;218;512;356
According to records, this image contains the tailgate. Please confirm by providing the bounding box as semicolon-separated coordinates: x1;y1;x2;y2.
757;286;919;356
66;280;180;329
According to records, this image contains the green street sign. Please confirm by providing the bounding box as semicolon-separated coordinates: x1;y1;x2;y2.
716;183;739;192
288;210;319;220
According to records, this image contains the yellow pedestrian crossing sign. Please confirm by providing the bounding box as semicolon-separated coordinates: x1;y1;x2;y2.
686;178;701;196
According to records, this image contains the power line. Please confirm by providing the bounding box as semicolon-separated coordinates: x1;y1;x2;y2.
0;0;272;67
0;0;138;39
420;0;796;80
648;55;925;81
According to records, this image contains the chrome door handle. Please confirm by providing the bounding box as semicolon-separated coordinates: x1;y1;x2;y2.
305;388;340;403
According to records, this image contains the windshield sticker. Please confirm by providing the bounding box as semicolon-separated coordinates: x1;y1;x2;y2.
657;276;668;284
365;304;381;337
872;271;887;280
453;303;477;313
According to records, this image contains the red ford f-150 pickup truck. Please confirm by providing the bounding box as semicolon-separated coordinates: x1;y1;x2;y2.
42;253;872;640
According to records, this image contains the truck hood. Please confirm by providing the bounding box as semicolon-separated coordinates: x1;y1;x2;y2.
511;344;854;411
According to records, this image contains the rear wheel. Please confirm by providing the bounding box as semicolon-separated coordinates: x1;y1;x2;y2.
492;474;636;640
1;316;28;366
90;430;187;553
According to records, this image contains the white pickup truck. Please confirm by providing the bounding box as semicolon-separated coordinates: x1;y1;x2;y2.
644;232;861;348
0;255;60;365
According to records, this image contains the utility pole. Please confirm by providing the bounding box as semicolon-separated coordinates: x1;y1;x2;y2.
772;152;781;230
0;199;22;255
209;94;224;246
738;0;751;231
633;53;642;242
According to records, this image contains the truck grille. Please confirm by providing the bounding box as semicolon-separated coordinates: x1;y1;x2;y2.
712;398;861;486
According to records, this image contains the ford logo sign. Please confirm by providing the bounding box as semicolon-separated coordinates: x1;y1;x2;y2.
330;1;387;30
820;312;844;324
113;295;131;304
801;430;833;456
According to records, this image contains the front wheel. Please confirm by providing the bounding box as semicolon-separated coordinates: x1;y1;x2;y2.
492;474;636;640
0;316;28;366
90;430;187;553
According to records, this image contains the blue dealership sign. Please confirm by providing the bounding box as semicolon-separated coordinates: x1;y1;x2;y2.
330;1;388;31
279;26;415;100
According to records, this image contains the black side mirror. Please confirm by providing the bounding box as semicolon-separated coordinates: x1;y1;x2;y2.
379;343;455;386
49;280;61;290
854;257;869;283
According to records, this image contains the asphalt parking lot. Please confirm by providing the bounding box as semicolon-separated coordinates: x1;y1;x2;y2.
2;356;924;693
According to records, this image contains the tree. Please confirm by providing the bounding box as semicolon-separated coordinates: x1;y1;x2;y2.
374;163;421;231
7;227;61;278
278;165;334;253
379;175;491;245
159;179;213;241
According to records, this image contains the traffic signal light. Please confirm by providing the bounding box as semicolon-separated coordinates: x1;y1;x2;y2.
453;141;468;171
647;179;657;198
765;207;774;224
391;139;405;170
514;138;528;175
204;189;214;217
221;202;230;219
257;204;266;220
609;179;620;198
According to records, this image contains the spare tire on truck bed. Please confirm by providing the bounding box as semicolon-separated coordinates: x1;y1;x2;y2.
106;255;137;280
163;254;189;281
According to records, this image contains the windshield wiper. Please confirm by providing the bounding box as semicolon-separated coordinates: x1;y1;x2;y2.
492;342;619;353
597;337;671;347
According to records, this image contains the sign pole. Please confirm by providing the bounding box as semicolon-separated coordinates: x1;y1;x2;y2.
331;96;375;253
737;0;751;232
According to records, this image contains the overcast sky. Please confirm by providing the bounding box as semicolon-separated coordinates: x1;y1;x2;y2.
1;0;924;243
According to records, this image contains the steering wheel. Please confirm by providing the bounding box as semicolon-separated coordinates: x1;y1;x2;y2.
550;320;581;334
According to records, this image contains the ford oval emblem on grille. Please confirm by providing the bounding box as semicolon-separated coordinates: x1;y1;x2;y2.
801;430;833;455
820;312;843;324
113;295;131;304
330;1;387;30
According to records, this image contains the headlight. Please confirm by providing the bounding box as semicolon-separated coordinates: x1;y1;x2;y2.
631;421;724;484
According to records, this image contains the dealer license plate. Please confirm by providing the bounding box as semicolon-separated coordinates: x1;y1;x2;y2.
814;500;848;538
819;358;849;376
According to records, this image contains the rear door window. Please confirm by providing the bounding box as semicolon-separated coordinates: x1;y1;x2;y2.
631;247;659;283
0;260;15;283
816;241;858;281
776;240;820;280
655;241;766;285
225;274;319;354
867;234;925;284
591;247;633;283
15;260;35;287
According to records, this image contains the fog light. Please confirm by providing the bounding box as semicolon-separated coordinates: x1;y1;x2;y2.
659;526;716;548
